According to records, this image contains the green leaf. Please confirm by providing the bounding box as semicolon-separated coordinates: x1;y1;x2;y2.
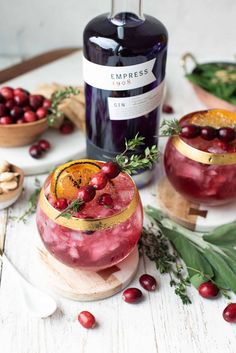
204;249;236;293
203;222;236;246
159;226;214;279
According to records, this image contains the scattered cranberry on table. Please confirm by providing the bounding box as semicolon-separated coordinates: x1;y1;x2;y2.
223;303;236;323
29;139;51;159
78;311;96;329
139;274;157;291
59;121;74;134
38;139;51;151
162;104;174;114
198;281;219;299
122;288;143;303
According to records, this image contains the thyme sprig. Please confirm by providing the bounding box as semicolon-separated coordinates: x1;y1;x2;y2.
139;224;192;305
115;133;159;175
55;199;84;219
159;119;182;137
47;86;80;126
15;178;41;223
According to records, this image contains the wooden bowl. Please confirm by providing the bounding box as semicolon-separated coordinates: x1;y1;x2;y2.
0;165;24;210
0;118;49;147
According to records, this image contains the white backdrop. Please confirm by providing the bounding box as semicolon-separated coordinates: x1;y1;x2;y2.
0;0;235;61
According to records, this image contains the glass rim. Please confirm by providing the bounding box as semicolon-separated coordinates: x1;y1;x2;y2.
39;167;141;232
172;135;236;165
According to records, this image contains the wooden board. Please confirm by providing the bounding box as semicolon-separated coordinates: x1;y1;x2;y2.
37;246;139;301
157;177;236;232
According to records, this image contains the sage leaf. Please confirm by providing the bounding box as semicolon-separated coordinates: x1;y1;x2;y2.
203;222;236;246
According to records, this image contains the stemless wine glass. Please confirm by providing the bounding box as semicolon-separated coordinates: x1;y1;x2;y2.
164;109;236;206
36;160;143;271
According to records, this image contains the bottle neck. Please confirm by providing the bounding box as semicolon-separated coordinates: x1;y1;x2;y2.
110;0;144;25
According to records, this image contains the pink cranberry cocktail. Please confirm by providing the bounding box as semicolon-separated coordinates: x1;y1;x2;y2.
164;109;236;206
36;159;143;271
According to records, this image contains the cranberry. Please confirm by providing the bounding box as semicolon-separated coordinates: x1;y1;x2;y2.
36;107;47;119
139;274;157;291
200;126;217;140
0;93;5;104
122;288;143;303
0;116;13;124
16;118;24;124
78;311;96;329
14;87;29;96
24;111;38;123
23;106;31;112
0;87;14;100
10;106;23;120
29;94;44;110
29;144;42;159
180;124;200;139
218;127;235;143
98;193;114;207
38;139;51;151
0;103;8;117
14;92;29;107
90;172;108;190
162;104;174;114
223;303;236;323
43;99;52;109
77;185;96;203
59;121;74;134
101;162;121;179
198;281;219;298
5;99;15;110
48;195;56;207
55;198;68;210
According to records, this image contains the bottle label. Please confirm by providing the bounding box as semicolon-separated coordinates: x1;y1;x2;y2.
108;80;165;120
83;57;156;91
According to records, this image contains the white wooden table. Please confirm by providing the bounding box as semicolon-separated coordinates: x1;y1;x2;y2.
0;52;236;353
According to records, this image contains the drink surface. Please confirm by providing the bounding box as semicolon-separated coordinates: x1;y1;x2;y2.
83;12;168;161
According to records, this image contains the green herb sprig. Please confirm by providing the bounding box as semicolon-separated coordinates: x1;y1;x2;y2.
16;178;41;223
115;133;159;174
47;86;80;126
55;199;84;219
159;119;182;137
144;206;234;302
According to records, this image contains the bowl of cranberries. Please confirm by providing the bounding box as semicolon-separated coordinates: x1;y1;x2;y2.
164;109;236;206
0;86;51;147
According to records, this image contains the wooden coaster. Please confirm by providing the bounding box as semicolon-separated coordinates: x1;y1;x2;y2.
157;177;236;232
37;246;139;301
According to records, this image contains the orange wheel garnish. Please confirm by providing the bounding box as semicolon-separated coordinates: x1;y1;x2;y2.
50;160;101;201
189;109;236;128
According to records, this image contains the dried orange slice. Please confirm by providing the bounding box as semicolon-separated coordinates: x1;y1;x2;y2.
50;159;101;201
189;109;236;128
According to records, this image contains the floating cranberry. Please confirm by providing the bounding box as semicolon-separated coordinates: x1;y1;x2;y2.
200;126;217;141
38;139;51;151
24;111;38;123
77;185;96;203
90;172;108;190
139;274;157;291
0;93;5;104
29;94;44;110
0;87;14;100
29;144;42;159
223;303;236;323
43;99;52;109
162;104;174;114
55;198;68;210
0;103;8;117
0;116;13;124
48;195;56;207
5;99;14;110
98;193;114;207
78;311;96;329
59;121;74;134
101;162;121;179
36;107;47;119
218;127;235;143
122;288;143;303
10;106;23;120
180;124;200;139
198;281;219;298
14;92;29;107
